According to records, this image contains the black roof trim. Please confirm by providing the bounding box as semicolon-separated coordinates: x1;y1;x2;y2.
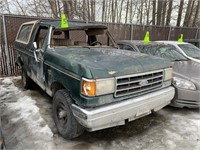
38;20;107;30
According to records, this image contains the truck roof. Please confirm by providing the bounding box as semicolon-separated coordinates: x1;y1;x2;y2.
22;19;108;30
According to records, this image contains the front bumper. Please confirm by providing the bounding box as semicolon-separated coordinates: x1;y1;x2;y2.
171;87;200;108
72;87;175;131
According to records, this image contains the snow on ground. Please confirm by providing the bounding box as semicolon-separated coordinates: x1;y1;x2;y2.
0;76;200;150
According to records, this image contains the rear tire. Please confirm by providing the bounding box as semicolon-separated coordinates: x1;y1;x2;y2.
53;90;85;139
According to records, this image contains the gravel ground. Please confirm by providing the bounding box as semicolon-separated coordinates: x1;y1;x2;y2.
0;76;200;150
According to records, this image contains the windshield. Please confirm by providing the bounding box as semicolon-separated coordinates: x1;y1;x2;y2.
138;44;188;61
50;28;117;48
178;44;200;59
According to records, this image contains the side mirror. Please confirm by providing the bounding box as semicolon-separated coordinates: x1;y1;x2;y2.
33;42;37;49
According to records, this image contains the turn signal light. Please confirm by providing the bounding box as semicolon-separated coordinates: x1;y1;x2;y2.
81;80;96;96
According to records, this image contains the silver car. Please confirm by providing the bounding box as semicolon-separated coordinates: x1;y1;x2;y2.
156;41;200;63
117;40;200;108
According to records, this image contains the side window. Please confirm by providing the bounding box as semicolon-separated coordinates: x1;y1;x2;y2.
34;26;49;49
17;24;33;43
137;45;144;52
118;44;124;49
123;45;134;51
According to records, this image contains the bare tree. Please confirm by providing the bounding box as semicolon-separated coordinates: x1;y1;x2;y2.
104;0;109;22
145;0;151;25
62;0;74;19
125;0;129;24
27;0;52;17
156;0;163;25
166;0;173;26
192;1;200;26
13;0;27;15
176;0;184;27
152;0;156;25
102;0;105;22
161;0;167;26
118;0;125;23
48;0;59;18
1;0;199;27
183;0;193;26
187;0;195;26
1;0;11;14
87;0;91;20
91;0;95;21
139;0;144;24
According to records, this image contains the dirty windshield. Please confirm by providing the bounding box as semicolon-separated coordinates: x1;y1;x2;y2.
178;44;200;59
50;28;117;48
138;45;188;61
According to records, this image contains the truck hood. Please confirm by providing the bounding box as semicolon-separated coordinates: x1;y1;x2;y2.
46;47;171;79
172;60;200;82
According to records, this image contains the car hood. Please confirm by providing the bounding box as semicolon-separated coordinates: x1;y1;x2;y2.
172;60;200;82
45;47;171;79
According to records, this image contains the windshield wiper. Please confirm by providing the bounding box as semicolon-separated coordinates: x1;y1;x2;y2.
173;59;188;61
193;57;200;59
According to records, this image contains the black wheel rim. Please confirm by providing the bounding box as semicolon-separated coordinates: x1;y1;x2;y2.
56;102;68;127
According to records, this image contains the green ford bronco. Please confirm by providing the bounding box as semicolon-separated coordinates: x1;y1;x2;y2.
15;20;175;139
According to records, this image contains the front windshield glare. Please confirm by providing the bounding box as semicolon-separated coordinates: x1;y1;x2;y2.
178;44;200;59
139;45;188;61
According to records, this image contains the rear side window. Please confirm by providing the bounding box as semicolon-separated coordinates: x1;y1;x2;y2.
123;45;134;51
118;44;123;49
16;24;33;43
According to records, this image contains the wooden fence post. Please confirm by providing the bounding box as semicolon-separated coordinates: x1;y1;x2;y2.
130;24;133;40
2;15;11;75
168;26;171;41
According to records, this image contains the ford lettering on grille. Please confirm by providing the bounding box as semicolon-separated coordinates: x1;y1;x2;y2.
115;70;163;97
139;80;149;86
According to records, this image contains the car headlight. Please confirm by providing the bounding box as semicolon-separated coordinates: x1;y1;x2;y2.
81;78;115;96
173;77;196;90
164;68;173;81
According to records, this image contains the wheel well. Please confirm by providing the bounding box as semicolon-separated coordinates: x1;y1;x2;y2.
51;82;65;96
15;56;23;67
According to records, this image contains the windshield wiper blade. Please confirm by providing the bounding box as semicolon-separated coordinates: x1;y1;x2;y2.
193;57;200;59
173;59;188;61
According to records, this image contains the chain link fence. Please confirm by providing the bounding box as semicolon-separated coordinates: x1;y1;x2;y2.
0;14;199;76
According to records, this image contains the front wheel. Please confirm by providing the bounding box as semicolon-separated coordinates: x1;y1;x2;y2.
21;67;33;89
53;90;84;139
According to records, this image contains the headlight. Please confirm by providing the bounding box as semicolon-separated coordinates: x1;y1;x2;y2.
164;68;173;81
173;77;196;90
81;78;115;96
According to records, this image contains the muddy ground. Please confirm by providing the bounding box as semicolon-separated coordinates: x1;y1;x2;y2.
0;76;200;150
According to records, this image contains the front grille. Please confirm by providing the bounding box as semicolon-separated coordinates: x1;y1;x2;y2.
115;70;164;97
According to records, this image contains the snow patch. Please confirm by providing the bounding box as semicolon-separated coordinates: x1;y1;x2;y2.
1;77;53;139
7;95;53;137
1;78;14;85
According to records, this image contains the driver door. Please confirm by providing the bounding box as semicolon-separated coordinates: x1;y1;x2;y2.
32;25;49;88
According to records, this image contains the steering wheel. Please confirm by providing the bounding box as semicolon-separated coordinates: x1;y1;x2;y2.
90;41;102;46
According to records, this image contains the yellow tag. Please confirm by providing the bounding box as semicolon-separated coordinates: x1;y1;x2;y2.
178;34;183;42
61;13;69;28
144;31;150;44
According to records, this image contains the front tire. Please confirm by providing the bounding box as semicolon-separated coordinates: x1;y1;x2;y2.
21;67;33;89
53;90;84;139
